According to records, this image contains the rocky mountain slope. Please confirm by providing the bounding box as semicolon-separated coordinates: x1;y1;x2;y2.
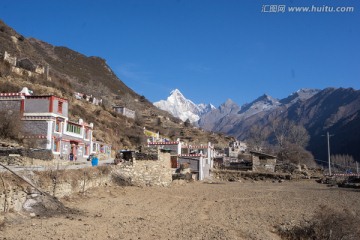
200;88;360;162
284;88;360;162
154;89;215;123
155;86;359;162
0;20;233;150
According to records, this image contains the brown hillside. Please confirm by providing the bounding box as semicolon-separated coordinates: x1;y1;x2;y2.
0;20;233;151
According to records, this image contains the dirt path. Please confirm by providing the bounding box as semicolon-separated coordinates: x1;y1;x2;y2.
1;180;360;240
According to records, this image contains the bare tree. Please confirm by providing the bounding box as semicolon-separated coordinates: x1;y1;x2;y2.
247;125;270;151
331;154;356;172
271;119;288;148
271;119;309;148
288;124;310;147
278;143;316;167
271;119;314;166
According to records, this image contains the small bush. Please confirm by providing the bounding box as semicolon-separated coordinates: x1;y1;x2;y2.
17;35;25;41
0;81;19;93
0;110;22;140
278;205;360;240
0;61;12;77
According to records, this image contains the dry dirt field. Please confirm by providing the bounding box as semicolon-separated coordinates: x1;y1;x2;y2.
1;180;360;240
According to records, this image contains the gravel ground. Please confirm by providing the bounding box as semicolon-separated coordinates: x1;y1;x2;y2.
1;180;360;240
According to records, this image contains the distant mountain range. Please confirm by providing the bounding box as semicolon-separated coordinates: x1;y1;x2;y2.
154;88;360;162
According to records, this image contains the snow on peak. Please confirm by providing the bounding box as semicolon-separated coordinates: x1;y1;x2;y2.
170;88;181;95
154;89;213;123
280;88;320;105
238;94;280;118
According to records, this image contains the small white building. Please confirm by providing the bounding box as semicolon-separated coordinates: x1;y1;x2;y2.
147;139;215;180
113;106;135;119
225;140;247;158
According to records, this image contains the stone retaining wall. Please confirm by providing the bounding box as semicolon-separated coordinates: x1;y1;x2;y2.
0;153;173;216
212;169;291;181
0;167;112;213
0;148;53;160
113;152;172;187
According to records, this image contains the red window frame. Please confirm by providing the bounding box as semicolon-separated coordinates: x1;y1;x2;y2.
58;101;63;114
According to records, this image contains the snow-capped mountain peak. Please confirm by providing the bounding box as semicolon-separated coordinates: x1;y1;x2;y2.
167;88;193;105
170;88;182;95
154;89;214;123
280;88;320;105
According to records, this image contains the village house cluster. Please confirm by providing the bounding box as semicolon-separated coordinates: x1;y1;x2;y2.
144;135;277;181
74;92;136;119
147;140;215;180
74;92;103;106
0;87;111;161
0;54;276;180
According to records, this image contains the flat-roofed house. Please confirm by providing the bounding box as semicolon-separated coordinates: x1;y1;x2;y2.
0;88;111;161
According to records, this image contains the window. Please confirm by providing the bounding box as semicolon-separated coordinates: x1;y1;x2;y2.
67;124;81;134
58;101;63;114
55;119;62;132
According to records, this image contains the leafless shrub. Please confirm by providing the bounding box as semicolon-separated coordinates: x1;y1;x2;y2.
97;165;112;175
135;114;144;126
277;143;317;167
22;138;49;149
278;205;360;240
0;82;19;93
0;61;11;77
247;125;270;151
331;154;356;172
271;119;309;149
17;35;25;41
0;110;22;140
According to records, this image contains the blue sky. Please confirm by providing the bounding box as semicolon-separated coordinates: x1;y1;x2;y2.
1;0;359;107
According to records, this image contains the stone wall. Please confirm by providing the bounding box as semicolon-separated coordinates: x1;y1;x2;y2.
113;152;172;187
23;120;48;136
212;169;291;181
11;66;38;78
0;167;113;213
0;100;21;112
0;154;173;216
252;156;277;172
0;148;52;160
24;98;50;113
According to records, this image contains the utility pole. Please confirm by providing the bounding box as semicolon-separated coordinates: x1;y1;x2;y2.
322;132;334;176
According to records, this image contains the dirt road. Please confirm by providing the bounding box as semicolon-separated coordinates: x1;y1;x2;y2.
1;180;360;240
